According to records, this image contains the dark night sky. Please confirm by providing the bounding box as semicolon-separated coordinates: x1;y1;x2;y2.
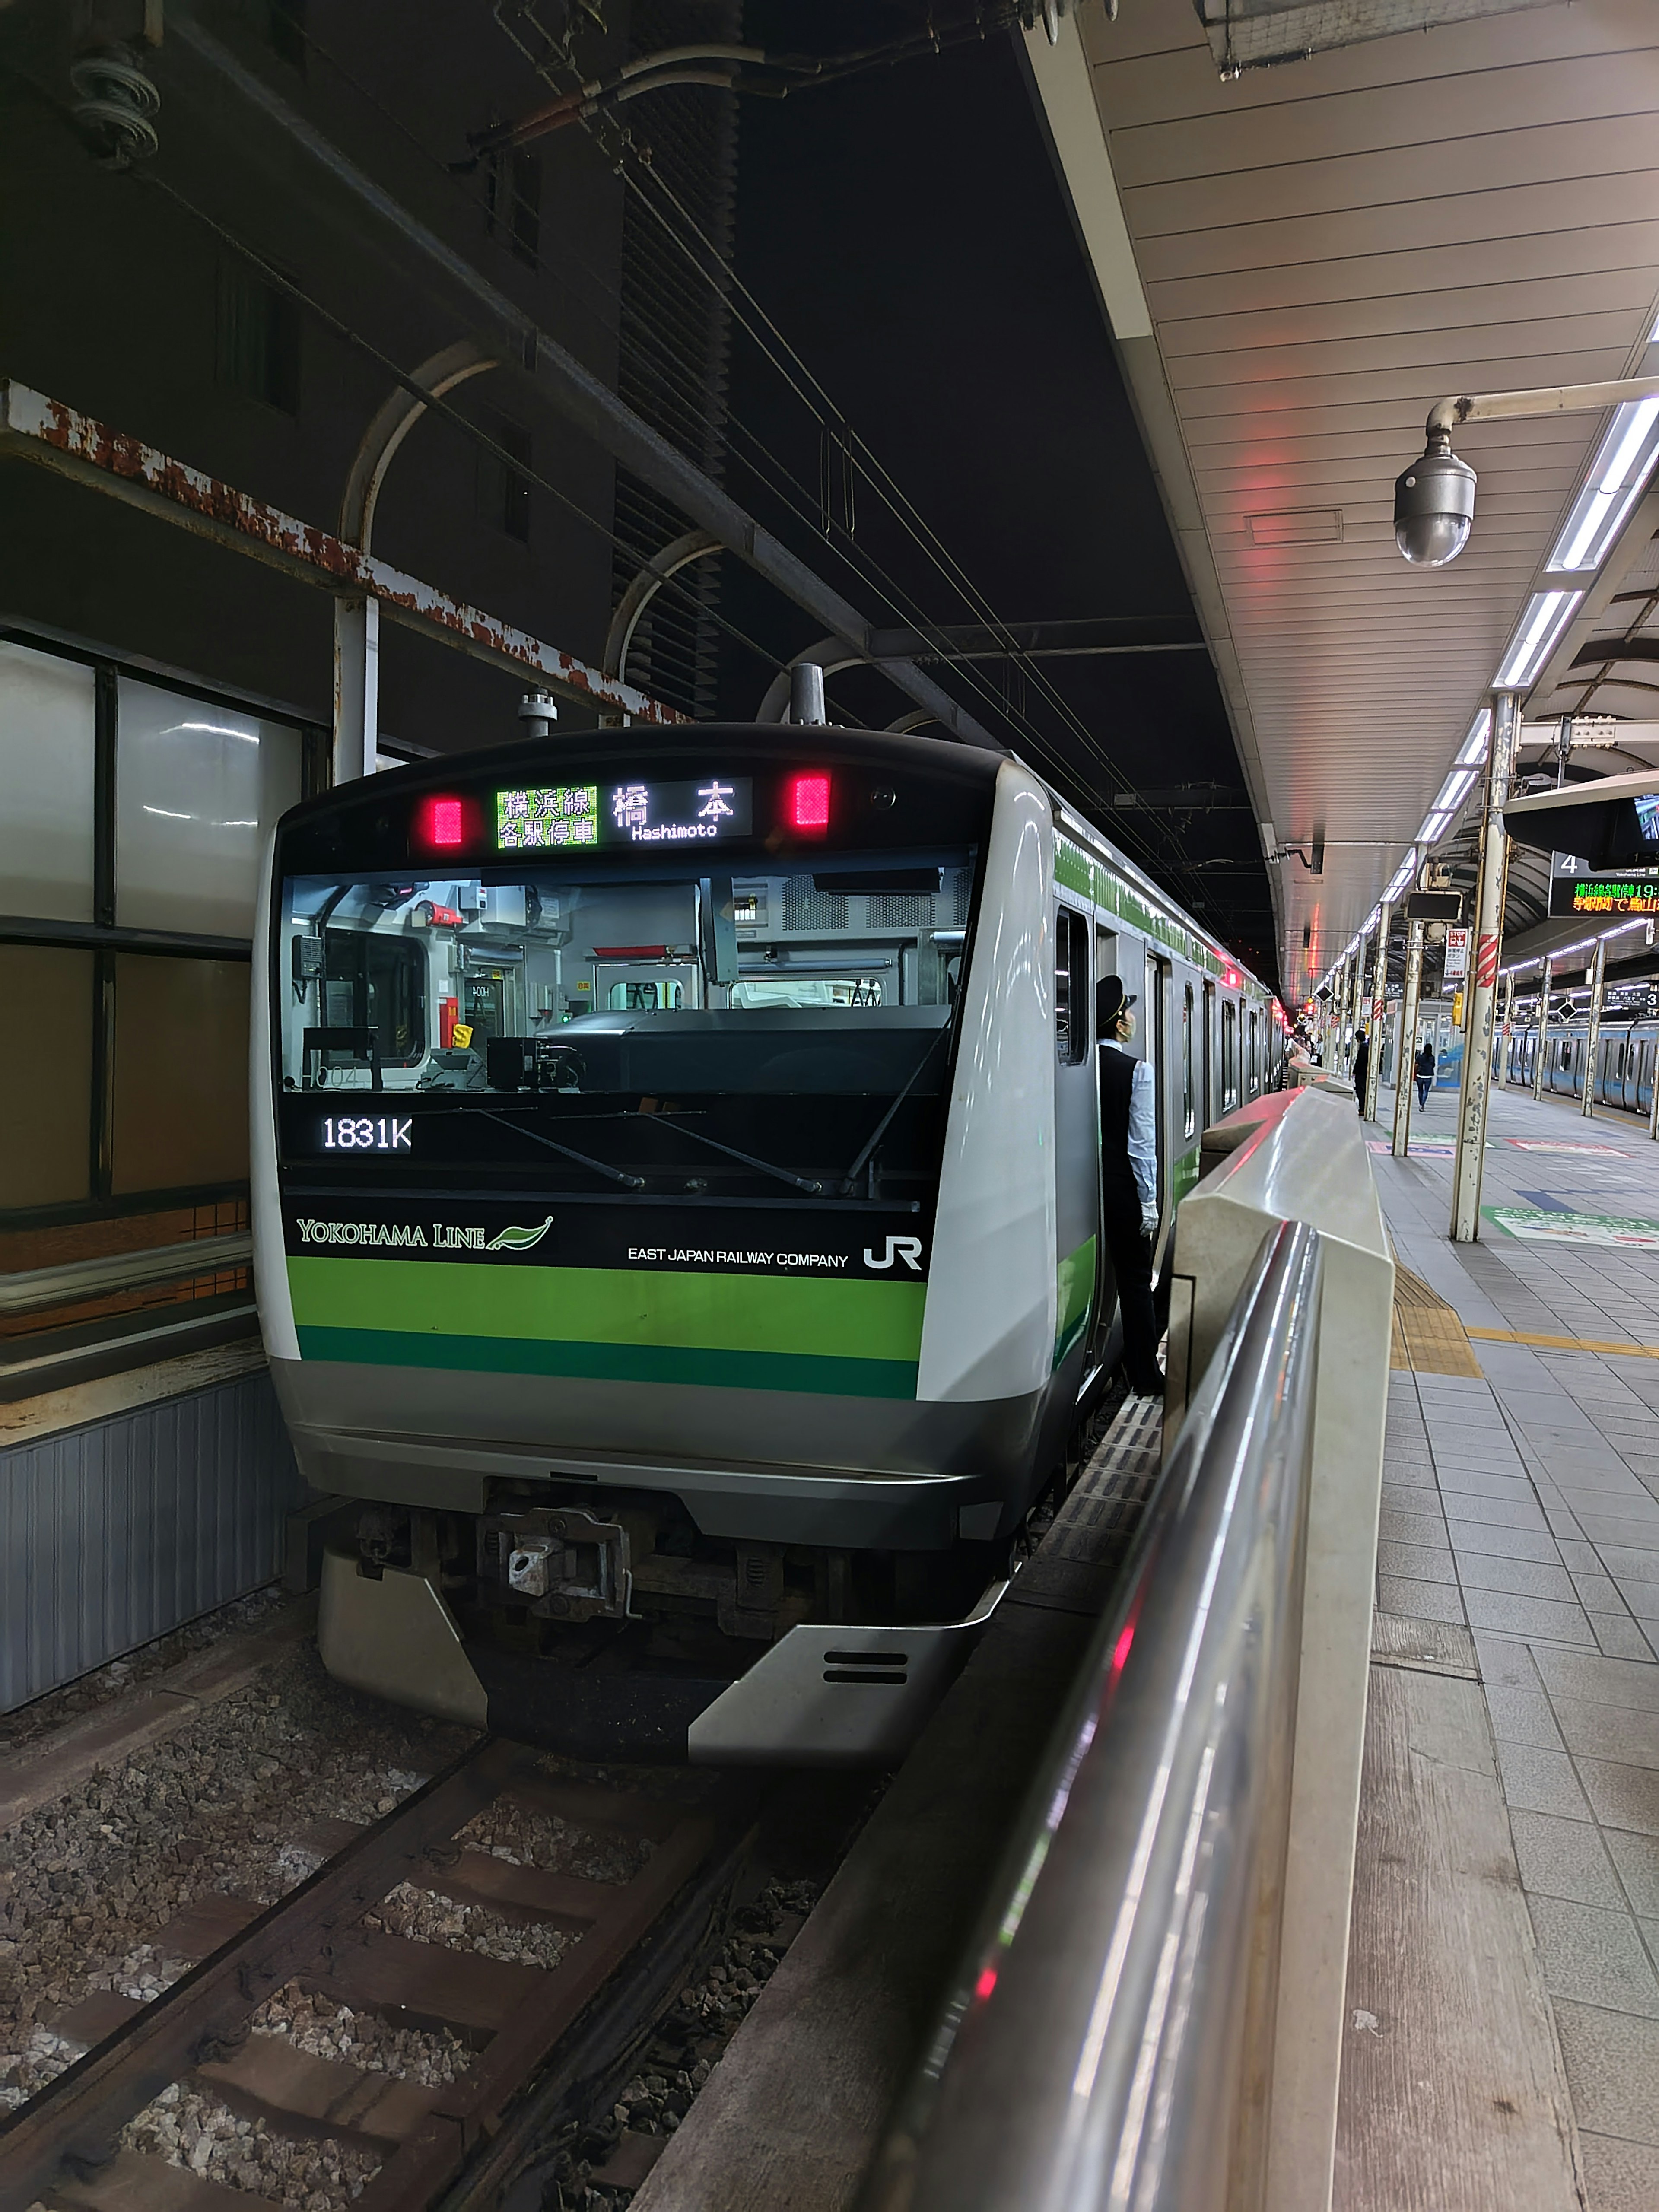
711;6;1276;979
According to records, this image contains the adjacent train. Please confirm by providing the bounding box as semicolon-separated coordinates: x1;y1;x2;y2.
252;720;1283;1763
1501;1007;1659;1116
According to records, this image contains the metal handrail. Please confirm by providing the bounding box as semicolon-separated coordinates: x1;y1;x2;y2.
864;1217;1324;2212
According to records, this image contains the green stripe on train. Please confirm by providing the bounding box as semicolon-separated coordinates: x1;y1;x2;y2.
1054;1233;1096;1368
286;1255;926;1393
293;1326;918;1398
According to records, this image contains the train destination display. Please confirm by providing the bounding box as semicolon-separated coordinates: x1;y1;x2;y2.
497;776;753;852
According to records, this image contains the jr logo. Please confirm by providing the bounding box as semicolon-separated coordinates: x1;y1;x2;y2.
863;1236;923;1273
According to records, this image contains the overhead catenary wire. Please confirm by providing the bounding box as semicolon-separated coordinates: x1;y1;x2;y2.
51;14;1252;934
246;0;1213;894
126;164;793;696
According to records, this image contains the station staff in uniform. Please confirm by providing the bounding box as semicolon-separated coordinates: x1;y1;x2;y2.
1096;977;1164;1399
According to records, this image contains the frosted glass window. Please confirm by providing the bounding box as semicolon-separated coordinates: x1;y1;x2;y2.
0;946;92;1206
117;679;301;936
0;641;95;922
111;955;249;1193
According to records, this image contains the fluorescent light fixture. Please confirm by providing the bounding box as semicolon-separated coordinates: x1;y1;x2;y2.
1434;765;1478;812
1419;808;1452;843
1548;398;1659;573
1493;589;1583;690
1456;710;1491;768
1384;853;1417;902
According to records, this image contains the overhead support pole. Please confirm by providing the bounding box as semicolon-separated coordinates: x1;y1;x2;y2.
167;14;1000;756
1392;915;1425;1158
1533;956;1553;1101
1365;902;1392;1121
1451;690;1519;1244
1582;937;1608;1118
332;598;379;784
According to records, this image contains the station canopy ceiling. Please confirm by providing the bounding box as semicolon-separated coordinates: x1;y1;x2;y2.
1025;0;1659;1007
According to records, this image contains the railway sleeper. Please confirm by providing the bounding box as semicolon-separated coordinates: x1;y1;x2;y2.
10;1746;727;2212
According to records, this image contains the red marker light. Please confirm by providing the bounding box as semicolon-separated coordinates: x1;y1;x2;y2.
430;798;464;847
786;773;831;833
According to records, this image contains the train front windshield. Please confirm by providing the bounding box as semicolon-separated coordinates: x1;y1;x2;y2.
273;763;983;1206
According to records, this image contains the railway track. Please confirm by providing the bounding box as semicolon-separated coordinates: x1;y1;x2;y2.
0;1736;751;2212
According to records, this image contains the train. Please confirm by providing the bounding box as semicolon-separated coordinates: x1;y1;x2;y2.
1500;1001;1659;1117
252;715;1284;1764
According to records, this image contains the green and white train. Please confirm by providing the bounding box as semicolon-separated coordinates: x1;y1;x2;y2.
253;721;1282;1762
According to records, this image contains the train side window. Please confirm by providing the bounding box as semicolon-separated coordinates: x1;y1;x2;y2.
1560;1039;1572;1070
1182;985;1196;1139
1055;905;1088;1064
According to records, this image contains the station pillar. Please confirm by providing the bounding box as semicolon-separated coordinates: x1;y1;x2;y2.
1500;969;1516;1087
1451;690;1518;1244
1533;955;1553;1101
1348;943;1366;1078
1392;914;1425;1157
1582;937;1608;1118
1365;900;1392;1119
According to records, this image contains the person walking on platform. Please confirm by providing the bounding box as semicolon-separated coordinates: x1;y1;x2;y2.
1414;1038;1434;1111
1096;977;1163;1399
1351;1027;1369;1117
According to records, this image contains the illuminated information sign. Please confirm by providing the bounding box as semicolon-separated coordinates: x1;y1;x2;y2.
496;777;753;852
1549;874;1659;918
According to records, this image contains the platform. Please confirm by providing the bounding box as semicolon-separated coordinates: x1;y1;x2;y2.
1341;1076;1659;2212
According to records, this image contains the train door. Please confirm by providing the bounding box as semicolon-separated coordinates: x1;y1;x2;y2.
1181;985;1197;1146
1054;905;1099;1372
459;959;519;1042
1247;1009;1261;1100
1202;980;1216;1123
1146;947;1170;1214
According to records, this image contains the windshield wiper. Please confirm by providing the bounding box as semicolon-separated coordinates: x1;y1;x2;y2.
835;1027;950;1197
474;1108;645;1190
652;1116;823;1196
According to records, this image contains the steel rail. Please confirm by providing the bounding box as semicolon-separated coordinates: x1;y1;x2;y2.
864;1217;1323;2212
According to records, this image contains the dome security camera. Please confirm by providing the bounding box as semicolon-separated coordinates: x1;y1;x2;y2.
1394;428;1476;566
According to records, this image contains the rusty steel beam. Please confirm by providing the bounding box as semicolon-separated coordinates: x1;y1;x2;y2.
0;381;681;725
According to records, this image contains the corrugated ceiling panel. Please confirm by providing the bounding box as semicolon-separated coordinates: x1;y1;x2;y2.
1081;0;1659;996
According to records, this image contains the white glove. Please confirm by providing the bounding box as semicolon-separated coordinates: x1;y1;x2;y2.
1141;1205;1160;1239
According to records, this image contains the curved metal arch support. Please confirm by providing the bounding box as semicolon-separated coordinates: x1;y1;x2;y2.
334;341;499;784
886;709;941;734
600;529;723;723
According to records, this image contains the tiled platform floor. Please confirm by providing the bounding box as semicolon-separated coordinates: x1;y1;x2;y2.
1371;1076;1659;2209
